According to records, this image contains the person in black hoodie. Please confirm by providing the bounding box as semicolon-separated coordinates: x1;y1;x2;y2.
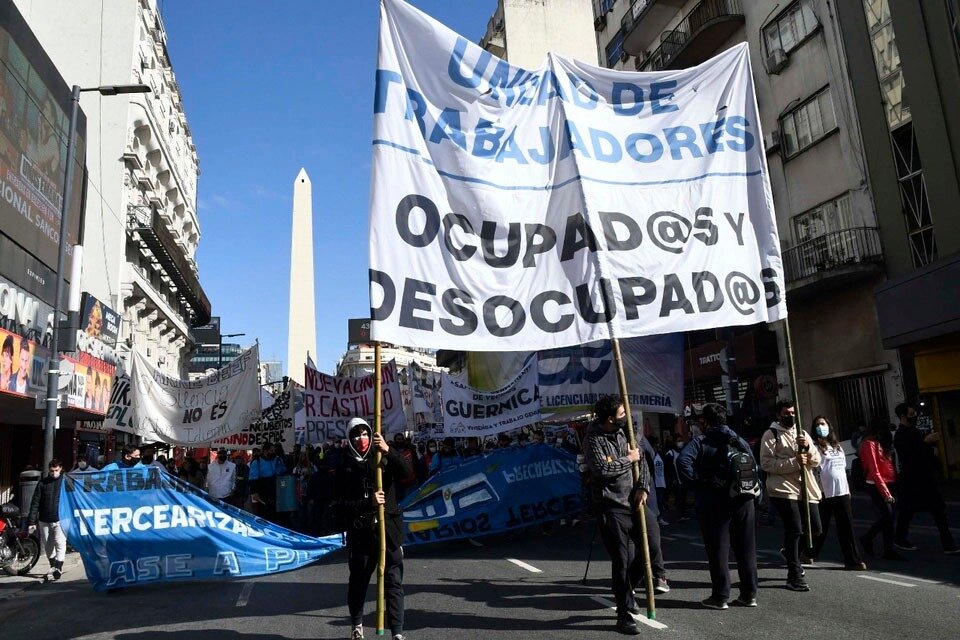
334;417;413;640
893;402;958;554
677;403;759;610
28;459;66;581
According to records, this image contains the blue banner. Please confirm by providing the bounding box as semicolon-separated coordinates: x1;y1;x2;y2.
59;467;342;591
400;443;580;545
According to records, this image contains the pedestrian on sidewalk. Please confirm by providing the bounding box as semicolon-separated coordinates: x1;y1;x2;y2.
334;418;412;640
859;416;903;561
28;459;66;581
677;403;760;610
760;399;822;592
892;402;959;555
808;416;867;570
585;396;669;636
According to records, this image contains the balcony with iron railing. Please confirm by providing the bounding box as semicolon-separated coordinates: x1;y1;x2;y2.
782;227;884;299
621;0;687;57
638;0;744;71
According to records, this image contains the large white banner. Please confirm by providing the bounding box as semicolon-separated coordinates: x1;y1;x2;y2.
369;0;785;352
441;355;540;438
130;345;262;446
302;360;406;443
465;335;683;417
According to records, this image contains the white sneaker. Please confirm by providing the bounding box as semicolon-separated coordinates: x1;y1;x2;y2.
351;625;364;640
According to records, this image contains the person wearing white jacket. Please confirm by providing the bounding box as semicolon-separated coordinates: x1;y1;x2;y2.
206;448;237;502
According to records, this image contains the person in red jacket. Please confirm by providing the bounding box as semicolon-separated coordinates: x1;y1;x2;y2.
858;417;904;561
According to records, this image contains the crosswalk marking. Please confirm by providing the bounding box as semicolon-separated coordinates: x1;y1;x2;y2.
857;575;917;588
880;572;940;585
590;596;669;630
236;582;255;607
506;558;542;573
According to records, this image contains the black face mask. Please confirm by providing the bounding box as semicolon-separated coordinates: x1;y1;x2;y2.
781;416;795;428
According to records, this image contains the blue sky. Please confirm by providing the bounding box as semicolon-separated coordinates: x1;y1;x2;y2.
161;1;493;375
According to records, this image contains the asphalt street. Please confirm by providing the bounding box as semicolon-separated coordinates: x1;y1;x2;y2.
0;495;957;640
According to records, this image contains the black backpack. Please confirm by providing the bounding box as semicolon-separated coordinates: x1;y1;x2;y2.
723;437;761;499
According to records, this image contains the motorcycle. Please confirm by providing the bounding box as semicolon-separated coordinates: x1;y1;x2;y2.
0;502;41;576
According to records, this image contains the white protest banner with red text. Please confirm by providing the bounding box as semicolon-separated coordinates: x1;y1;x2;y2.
302;359;405;443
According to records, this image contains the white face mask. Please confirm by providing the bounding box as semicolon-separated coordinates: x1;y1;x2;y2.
815;424;830;438
51;470;62;479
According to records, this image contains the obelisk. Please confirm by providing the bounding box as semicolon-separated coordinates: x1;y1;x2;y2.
287;168;317;383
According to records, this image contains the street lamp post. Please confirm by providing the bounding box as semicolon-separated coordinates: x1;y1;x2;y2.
218;333;246;368
43;83;150;472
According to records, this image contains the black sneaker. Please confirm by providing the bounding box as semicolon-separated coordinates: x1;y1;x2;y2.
52;568;62;581
616;616;641;635
786;578;810;592
733;595;758;607
654;577;670;594
860;536;875;557
893;540;918;551
701;596;728;610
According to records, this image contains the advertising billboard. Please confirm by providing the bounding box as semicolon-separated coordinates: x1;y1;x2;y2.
0;325;47;399
0;0;86;279
62;352;114;415
347;318;371;345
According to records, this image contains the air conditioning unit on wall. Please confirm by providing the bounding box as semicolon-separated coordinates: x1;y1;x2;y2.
766;48;788;74
594;14;607;31
764;129;781;152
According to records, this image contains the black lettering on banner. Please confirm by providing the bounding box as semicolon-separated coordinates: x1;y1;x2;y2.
480;221;521;268
692;207;719;245
442;213;477;260
660;273;695;316
599;211;642;251
396;194;440;247
522;224;557;268
560;212;599;262
399;278;435;331
369;269;396;321
647;211;692;254
619;276;656;320
483;296;525;337
383;388;394;410
724;271;761;315
575;278;615;324
692;271;723;312
530;290;574;333
761;267;781;307
724;211;746;246
439;288;478;335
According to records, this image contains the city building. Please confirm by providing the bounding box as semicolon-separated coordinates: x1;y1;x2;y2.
834;0;960;477
337;343;438;379
481;0;599;67
1;0;209;481
593;0;903;441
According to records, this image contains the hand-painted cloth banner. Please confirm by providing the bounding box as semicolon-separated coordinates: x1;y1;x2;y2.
103;372;137;434
400;443;579;545
369;0;786;352
59;467;343;591
408;361;442;425
440;355;540;437
465;335;682;416
130;345;262;446
302;359;405;443
212;382;297;450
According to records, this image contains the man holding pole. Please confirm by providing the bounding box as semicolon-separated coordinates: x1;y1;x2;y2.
586;396;668;635
334;417;412;640
760;400;821;592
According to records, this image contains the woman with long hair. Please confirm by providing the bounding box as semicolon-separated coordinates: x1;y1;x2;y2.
858;416;904;561
808;416;867;569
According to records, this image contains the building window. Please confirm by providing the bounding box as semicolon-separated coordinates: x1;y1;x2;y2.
864;0;908;128
764;0;819;55
791;193;859;276
891;124;938;267
779;87;838;158
605;29;625;67
599;0;617;14
948;0;960;68
831;372;888;440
